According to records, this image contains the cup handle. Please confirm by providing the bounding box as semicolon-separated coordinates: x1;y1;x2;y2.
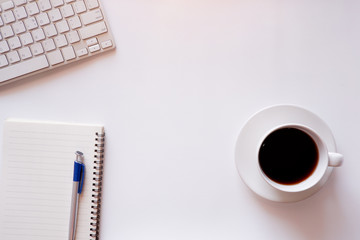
328;152;343;167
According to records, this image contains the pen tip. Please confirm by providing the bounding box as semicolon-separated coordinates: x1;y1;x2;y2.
76;151;84;156
75;151;84;163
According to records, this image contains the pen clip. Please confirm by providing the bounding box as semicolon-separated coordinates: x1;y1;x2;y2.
73;160;85;194
78;164;85;194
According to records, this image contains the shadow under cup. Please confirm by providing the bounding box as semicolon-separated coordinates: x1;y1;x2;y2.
258;125;330;193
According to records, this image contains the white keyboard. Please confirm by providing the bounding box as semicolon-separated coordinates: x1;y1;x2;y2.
0;0;115;85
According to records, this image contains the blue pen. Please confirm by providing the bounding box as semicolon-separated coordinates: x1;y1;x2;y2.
69;151;85;240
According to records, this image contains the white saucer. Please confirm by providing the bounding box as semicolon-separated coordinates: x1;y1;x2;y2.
235;105;337;202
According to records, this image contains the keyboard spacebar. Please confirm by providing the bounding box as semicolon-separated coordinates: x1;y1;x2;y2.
0;55;49;83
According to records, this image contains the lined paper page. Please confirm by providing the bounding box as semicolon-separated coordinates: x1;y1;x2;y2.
0;119;104;240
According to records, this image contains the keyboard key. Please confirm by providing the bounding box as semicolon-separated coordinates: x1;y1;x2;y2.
0;54;9;68
42;38;56;51
0;55;49;83
73;1;86;14
1;25;14;38
101;39;112;49
78;21;107;39
12;21;26;34
54;34;67;47
14;6;27;20
0;40;10;53
76;47;87;57
61;5;74;18
86;37;97;46
48;9;62;22
8;35;22;49
32;28;45;41
56;20;69;33
14;0;27;6
1;1;15;11
0;16;3;26
38;0;52;12
62;45;75;60
6;51;20;63
51;0;64;8
68;15;81;29
88;43;99;52
3;10;16;24
44;24;57;37
19;32;33;45
80;9;103;26
26;2;40;16
47;49;64;65
66;30;80;43
18;46;32;60
86;0;98;10
36;12;50;26
30;42;44;55
24;17;38;30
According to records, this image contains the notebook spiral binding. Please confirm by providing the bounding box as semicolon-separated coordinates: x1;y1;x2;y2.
90;132;105;239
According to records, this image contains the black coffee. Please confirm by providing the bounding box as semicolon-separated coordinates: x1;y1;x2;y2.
258;128;318;185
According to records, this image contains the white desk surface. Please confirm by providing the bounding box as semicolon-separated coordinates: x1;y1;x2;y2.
1;0;360;239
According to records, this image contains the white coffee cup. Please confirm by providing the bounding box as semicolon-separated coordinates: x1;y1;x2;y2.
257;124;343;193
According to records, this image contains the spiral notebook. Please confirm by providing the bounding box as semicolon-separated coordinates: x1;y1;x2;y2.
0;119;105;240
